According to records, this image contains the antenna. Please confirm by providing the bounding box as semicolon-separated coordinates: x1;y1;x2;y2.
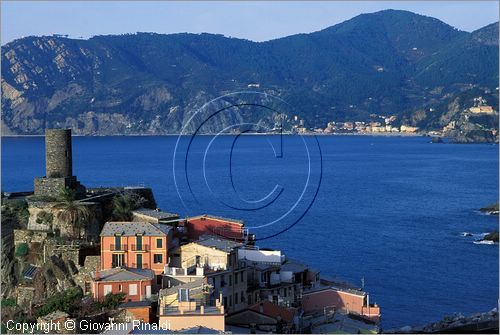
361;277;365;290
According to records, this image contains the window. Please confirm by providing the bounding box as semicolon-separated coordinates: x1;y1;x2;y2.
178;288;189;302
136;235;143;250
248;294;252;305
241;292;245;303
229;275;232;286
223;297;227;307
136;254;143;269
235;293;238;304
241;271;245;282
221;275;226;287
235;273;238;285
114;235;121;250
118;284;123;292
261;272;266;282
112;254;124;268
154;254;163;264
104;285;112;295
229;296;232;307
156;239;163;248
84;282;91;294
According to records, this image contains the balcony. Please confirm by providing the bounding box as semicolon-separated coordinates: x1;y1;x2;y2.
162;305;222;316
131;244;149;252
110;244;127;251
131;263;149;269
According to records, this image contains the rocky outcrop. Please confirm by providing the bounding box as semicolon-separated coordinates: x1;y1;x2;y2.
385;309;499;333
480;202;499;215
32;255;78;303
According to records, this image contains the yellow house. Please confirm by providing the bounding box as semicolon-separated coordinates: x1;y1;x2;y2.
172;235;242;271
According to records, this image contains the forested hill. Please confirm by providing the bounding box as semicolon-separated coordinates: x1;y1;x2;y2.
1;9;498;135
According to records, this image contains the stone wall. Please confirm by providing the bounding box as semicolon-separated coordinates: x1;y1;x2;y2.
14;229;48;245
26;201;102;242
17;285;35;306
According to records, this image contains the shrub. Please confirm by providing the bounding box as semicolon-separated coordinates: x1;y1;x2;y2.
35;287;83;317
36;211;54;225
14;243;28;257
1;298;16;307
100;292;127;310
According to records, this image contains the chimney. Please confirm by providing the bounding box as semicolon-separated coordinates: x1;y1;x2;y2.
94;266;100;281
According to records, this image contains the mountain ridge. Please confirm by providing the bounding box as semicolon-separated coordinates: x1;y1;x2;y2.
1;9;498;135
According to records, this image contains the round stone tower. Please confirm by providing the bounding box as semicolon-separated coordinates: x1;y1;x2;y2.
45;129;72;178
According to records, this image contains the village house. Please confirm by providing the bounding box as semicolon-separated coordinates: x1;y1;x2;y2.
184;215;251;242
169;235;248;314
301;279;381;323
239;248;319;308
100;221;172;277
91;267;156;302
226;300;297;333
170;235;242;271
158;278;225;332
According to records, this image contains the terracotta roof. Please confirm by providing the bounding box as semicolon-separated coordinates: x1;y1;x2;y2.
92;267;155;282
100;221;172;236
249;301;296;324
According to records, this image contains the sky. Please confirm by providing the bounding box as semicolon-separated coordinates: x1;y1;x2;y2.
2;1;499;44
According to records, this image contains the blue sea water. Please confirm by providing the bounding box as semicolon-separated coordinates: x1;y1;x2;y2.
2;135;498;328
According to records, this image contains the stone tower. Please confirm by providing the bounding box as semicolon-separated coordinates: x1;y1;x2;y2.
34;129;85;199
45;129;72;178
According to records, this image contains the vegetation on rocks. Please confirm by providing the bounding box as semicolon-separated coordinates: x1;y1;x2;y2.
14;243;28;257
35;286;83;317
52;187;92;238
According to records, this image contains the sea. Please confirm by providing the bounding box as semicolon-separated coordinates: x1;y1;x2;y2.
2;135;498;329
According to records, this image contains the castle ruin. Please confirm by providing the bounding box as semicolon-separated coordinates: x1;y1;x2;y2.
34;129;86;198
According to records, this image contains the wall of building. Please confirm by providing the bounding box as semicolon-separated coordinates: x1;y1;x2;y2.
301;288;380;322
207;269;248;314
178;243;229;271
92;279;152;302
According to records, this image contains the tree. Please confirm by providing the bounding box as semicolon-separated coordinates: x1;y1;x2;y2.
111;192;144;221
35;287;83;317
52;187;91;239
100;292;126;310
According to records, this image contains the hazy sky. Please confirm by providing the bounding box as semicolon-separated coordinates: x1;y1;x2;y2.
2;1;498;44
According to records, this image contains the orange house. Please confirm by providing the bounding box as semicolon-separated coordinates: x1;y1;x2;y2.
91;267;155;302
100;221;172;275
